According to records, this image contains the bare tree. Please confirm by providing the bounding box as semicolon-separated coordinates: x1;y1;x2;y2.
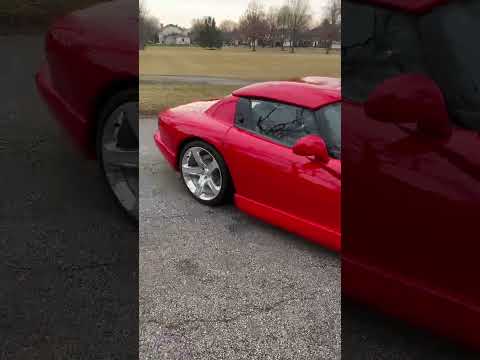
190;18;204;44
286;0;312;53
323;0;341;54
219;20;237;33
139;0;161;49
139;0;148;50
265;7;279;47
239;0;268;51
277;5;291;51
326;0;341;26
219;20;239;46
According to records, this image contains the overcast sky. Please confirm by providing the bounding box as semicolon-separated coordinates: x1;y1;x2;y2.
143;0;328;28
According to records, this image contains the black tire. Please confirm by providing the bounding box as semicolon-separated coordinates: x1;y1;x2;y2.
179;140;232;206
96;88;139;222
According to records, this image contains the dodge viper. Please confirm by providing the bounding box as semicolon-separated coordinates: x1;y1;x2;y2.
35;0;139;220
154;81;341;252
344;0;480;349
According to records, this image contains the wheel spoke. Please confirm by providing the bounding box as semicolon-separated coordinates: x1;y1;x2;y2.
123;103;139;140
205;178;220;196
194;178;206;196
182;165;203;176
207;160;218;174
192;148;207;168
103;142;138;168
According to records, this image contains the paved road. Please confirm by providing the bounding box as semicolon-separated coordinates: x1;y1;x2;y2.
342;299;479;360
140;115;479;359
1;34;137;358
140;75;253;86
139;117;341;360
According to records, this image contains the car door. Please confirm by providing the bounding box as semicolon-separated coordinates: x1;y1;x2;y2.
223;97;340;245
343;0;480;346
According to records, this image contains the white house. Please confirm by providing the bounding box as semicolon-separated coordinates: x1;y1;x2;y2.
158;24;191;45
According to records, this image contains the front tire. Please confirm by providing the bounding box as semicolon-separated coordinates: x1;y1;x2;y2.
96;89;139;221
179;141;231;206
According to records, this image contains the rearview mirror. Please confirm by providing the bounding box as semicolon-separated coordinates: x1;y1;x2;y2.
364;73;451;137
293;135;329;163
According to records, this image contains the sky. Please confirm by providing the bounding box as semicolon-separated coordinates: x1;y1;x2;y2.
143;0;327;28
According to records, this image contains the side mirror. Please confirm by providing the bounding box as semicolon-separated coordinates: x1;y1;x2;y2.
364;73;451;138
293;135;330;163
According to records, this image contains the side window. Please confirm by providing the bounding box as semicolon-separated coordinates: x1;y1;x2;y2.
235;97;252;129
236;98;318;147
420;1;480;130
343;0;480;130
343;1;427;101
316;102;341;159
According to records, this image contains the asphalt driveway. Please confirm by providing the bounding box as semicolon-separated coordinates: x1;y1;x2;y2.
1;34;137;359
139;115;479;360
139;117;341;360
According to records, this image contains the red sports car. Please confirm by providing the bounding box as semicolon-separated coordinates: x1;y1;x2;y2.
344;0;480;349
155;81;341;251
35;0;139;220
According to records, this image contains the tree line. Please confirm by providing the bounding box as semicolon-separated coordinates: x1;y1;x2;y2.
139;0;161;50
140;0;341;54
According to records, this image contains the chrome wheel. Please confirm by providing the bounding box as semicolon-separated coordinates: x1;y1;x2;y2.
181;146;222;201
101;101;139;220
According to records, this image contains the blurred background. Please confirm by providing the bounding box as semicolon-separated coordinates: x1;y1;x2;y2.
1;1;137;358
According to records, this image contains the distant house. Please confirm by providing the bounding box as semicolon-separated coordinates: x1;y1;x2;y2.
158;24;191;45
331;41;341;49
307;24;341;48
282;39;307;48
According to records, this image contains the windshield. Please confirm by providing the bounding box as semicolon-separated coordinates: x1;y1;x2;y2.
316;102;341;159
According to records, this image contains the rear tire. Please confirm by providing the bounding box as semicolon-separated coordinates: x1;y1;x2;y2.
96;89;139;221
179;140;232;206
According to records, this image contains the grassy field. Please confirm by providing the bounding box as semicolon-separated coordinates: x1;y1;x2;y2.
140;83;239;115
140;46;340;114
140;46;341;81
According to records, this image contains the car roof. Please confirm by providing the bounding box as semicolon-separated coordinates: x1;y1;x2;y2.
361;0;449;14
232;81;341;110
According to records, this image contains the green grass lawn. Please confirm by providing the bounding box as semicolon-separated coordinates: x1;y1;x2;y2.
140;83;239;115
140;45;340;114
140;46;341;81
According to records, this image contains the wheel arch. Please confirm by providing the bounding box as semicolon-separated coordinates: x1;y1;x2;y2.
88;77;138;158
176;136;205;168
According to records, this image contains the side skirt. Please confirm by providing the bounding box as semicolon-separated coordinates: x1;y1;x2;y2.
343;255;480;350
234;194;340;252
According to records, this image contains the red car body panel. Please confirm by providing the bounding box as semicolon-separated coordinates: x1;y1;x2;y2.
359;0;450;13
343;99;480;347
36;0;138;157
344;0;480;349
233;81;340;110
155;82;341;251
